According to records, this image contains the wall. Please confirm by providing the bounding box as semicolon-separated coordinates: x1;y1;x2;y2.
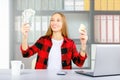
0;0;10;69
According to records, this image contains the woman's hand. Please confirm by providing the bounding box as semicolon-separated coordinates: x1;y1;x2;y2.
21;23;30;50
21;23;30;39
79;24;88;55
79;27;88;46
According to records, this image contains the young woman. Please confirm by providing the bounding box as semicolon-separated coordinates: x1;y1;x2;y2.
20;12;88;70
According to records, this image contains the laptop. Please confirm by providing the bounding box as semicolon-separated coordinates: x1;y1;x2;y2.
75;45;120;77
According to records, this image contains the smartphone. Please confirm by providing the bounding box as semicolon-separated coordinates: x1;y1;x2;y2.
57;71;67;75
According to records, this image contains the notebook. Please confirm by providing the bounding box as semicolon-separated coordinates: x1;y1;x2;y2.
75;45;120;77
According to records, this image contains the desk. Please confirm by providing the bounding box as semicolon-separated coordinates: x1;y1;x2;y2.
0;69;120;80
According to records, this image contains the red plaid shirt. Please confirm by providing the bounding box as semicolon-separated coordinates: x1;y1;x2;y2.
20;36;87;69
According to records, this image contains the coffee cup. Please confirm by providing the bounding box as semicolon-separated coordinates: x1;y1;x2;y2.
11;60;24;76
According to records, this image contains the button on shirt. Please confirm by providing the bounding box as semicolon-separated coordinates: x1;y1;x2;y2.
47;39;63;71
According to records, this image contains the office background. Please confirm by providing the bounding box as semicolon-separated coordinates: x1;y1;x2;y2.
0;0;120;69
0;0;10;69
12;0;91;69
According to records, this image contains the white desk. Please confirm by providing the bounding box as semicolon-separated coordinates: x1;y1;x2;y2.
0;69;120;80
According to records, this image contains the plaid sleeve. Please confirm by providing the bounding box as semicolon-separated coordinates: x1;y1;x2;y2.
72;41;87;67
20;37;43;58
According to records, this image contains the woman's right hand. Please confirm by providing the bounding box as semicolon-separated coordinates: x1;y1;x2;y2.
21;23;30;39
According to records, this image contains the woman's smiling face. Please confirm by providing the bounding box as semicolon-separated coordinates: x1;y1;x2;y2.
50;13;63;33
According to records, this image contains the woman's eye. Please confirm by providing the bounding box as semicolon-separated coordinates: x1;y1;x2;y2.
50;19;61;22
50;19;54;21
57;19;60;22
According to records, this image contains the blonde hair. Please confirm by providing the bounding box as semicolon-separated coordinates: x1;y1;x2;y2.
45;12;68;38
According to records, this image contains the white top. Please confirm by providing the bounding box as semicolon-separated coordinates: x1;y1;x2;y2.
47;39;63;71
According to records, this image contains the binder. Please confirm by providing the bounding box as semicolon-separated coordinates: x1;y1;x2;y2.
101;15;107;43
56;0;62;10
107;0;114;11
16;0;22;10
15;16;22;42
94;15;101;43
29;0;35;9
49;0;55;10
114;0;120;11
114;15;120;43
94;0;101;10
15;16;21;32
35;0;41;11
28;15;35;43
107;15;113;43
21;0;28;10
41;16;48;35
64;0;74;10
41;0;48;10
75;0;84;11
84;0;90;11
35;16;41;40
101;0;107;10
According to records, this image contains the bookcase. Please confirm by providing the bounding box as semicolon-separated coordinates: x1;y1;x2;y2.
91;0;120;70
11;0;120;69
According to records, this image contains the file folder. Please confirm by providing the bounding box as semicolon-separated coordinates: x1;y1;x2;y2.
107;15;113;43
101;0;107;10
114;0;120;11
101;15;107;43
114;15;120;43
108;0;114;11
94;0;101;10
84;0;90;11
94;15;101;43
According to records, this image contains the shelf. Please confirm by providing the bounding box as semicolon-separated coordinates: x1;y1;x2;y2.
14;0;90;12
15;10;90;16
93;11;120;15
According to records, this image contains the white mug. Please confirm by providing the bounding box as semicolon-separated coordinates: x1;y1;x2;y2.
11;60;24;76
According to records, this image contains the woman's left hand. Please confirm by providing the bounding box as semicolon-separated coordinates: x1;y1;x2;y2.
79;27;88;46
79;24;88;56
